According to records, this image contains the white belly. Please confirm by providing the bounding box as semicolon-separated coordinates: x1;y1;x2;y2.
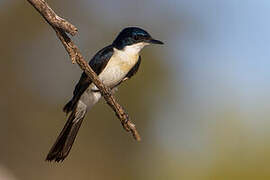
80;47;140;109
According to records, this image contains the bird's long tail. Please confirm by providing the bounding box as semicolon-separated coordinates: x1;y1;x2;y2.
46;107;86;162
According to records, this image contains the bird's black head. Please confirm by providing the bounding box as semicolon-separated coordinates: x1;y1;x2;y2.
112;27;164;50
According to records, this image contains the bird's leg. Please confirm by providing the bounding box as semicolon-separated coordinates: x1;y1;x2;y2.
122;77;129;82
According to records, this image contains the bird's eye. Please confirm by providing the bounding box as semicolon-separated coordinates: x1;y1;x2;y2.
134;35;139;40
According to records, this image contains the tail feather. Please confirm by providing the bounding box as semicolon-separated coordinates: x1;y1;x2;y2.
63;99;76;114
46;108;86;162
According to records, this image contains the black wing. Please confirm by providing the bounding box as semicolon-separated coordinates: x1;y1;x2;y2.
63;45;114;114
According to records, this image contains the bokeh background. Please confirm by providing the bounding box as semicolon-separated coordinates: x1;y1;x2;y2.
1;0;270;179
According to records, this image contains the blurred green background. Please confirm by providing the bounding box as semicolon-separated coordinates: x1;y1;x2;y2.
1;0;270;179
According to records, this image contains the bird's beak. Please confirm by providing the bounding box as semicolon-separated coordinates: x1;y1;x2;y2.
148;38;164;45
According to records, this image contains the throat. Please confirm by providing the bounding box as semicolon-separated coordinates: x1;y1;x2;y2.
121;42;148;56
113;48;139;64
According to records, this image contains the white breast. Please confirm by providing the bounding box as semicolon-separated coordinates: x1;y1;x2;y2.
98;42;147;87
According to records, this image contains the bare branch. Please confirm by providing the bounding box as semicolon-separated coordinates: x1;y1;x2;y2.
27;0;78;36
27;0;141;141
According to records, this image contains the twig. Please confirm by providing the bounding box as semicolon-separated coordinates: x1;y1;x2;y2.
27;0;141;141
27;0;77;36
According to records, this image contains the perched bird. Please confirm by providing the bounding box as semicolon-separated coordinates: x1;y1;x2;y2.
46;27;164;162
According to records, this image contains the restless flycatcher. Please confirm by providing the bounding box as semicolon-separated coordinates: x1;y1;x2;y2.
46;27;164;162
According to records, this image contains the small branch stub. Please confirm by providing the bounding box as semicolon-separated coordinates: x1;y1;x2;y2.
26;0;141;141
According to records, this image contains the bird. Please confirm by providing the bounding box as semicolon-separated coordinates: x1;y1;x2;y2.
46;27;164;162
